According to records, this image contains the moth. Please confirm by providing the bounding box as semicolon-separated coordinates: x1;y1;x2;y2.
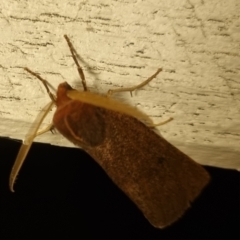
10;35;210;228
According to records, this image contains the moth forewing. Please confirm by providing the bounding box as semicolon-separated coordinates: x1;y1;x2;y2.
9;101;54;192
55;82;210;228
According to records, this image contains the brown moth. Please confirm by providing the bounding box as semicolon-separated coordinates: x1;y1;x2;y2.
10;35;210;228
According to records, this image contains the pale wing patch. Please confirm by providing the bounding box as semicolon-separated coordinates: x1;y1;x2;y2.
67;90;153;125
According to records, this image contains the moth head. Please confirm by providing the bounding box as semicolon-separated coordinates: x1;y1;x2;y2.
56;82;75;107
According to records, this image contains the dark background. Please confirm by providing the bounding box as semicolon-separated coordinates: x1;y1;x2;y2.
1;137;240;240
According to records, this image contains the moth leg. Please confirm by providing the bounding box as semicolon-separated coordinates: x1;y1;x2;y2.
36;123;55;136
64;35;88;92
147;117;173;128
24;68;56;102
9;101;54;192
107;68;162;97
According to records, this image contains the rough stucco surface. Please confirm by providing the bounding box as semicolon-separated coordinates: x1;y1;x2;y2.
0;0;239;170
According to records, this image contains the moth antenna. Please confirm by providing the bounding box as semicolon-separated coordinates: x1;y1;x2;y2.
64;35;88;91
24;67;56;102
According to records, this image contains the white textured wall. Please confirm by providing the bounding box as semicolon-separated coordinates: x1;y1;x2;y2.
0;0;239;170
